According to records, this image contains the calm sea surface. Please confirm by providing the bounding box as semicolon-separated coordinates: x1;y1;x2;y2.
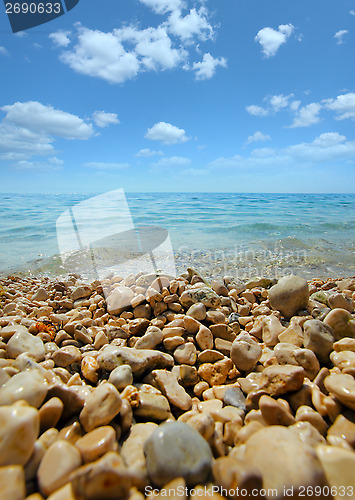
0;192;354;280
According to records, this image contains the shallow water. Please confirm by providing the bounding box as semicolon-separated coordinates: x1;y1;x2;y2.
0;192;354;280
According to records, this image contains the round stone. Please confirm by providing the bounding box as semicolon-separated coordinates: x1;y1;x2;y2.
144;421;213;487
303;319;334;363
0;370;48;408
6;330;45;362
268;275;309;318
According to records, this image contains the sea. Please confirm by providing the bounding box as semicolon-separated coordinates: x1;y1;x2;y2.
0;192;354;282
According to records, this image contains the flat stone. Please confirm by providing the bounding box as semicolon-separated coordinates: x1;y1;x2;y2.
151;369;192;411
52;346;81;367
223;387;246;412
38;440;82;496
32;288;49;302
259;364;304;396
230;333;262;372
328;293;354;312
71;285;91;301
316;445;355;500
48;383;86;420
268;275;309;318
324;374;355;411
134;392;171;421
197;350;224;364
0;370;48;407
135;328;163;350
303;319;334;362
79;383;122;432
106;286;136;314
244;426;329;496
97;346;174;376
144;421;213;487
7;329;45;362
0;465;26;500
0;404;39;466
39;397;64;432
75;426;118;463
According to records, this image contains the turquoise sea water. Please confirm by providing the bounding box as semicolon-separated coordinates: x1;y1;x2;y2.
0;192;354;280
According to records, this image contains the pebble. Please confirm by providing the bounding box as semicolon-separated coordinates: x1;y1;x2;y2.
81;355;99;384
0;404;39;466
324;308;355;340
108;364;134;391
79;383;122;432
39;397;64;432
180;288;221;308
243;426;329;495
152;369;192;411
196;325;214;350
303;319;334;362
173;342;197;365
328;292;354;312
223;386;246;411
330;350;355;369
262;315;285;346
293;347;320;380
289;421;326;447
324;373;355;410
295;405;328;435
259;364;305;396
135;328;163;350
230;333;262;372
75;426;118;463
213;456;262;497
38;440;82;496
327;414;355;447
7;329;45;362
0;465;26;500
259;395;296;426
52;346;81;367
186;303;207;321
106;285;136;314
134;392;171;421
144;421;214;487
316;446;355;500
0;370;48;407
268;275;309;318
71;285;91;301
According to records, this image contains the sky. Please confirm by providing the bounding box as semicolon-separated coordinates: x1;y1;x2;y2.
0;0;355;193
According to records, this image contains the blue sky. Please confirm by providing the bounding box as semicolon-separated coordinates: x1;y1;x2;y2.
0;0;355;193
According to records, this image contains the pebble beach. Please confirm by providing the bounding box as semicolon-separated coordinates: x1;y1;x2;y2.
1;269;355;499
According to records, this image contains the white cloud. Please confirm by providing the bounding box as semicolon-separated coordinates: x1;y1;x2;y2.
1;101;94;139
289;103;322;128
246;104;269;116
269;94;292;111
323;93;355;120
49;31;71;47
83;162;130;170
139;0;184;14
92;111;120;128
13;159;63;171
168;7;213;41
151;156;191;168
246;131;271;144
136;148;164;157
192;53;227;80
334;30;349;45
145;121;189;144
255;24;294;57
350;10;355;15
0;46;9;56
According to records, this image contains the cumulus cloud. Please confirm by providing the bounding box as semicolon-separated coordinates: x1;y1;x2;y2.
334;30;349;44
255;24;294;57
246;131;271;144
0;46;9;56
53;2;225;84
246;105;269;117
49;31;71;47
83;162;129;170
145;121;189;144
136;148;164;157
192;53;227;80
246;94;299;117
323;93;355;120
92;111;120;128
289;103;322;128
151;155;191;169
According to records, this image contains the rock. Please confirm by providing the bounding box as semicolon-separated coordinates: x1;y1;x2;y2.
108;365;134;391
0;465;26;500
144;421;213;487
328;293;354;312
213;456;262;497
97;346;174;376
106;286;136;314
180;288;221;309
327;414;355;447
289;421;326;447
32;288;48;302
39;397;64;432
196;325;214;351
186;303;207;321
186;413;215;441
333;337;355;352
268;275;309;318
293;348;320;380
81;356;99;384
151;369;192;411
223;387;246;412
0;324;29;342
316;446;355;500
324;374;355;411
330;350;355;369
198;359;232;386
75;426;118;463
303;319;334;362
295;406;328;435
0;370;48;407
71;285;91;301
243;426;329;496
48;383;86;420
121;423;158;487
134;392;171;421
230;333;262;372
79;383;122;432
135;328;163;350
259;395;296;426
0;404;39;466
210;324;236;342
259;364;304;396
262;316;285;347
6;329;45;362
173;342;197;365
52;346;81;367
70;451;131;500
38;440;82;496
324;308;355;340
